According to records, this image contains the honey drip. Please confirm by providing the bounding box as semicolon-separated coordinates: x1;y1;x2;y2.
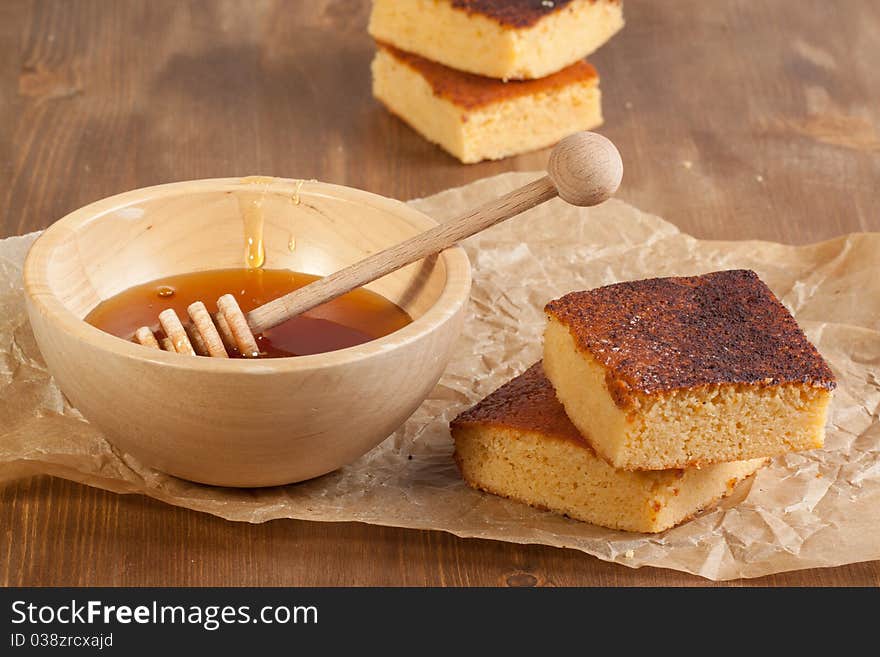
291;178;304;205
240;197;266;269
238;175;284;270
85;269;413;358
236;176;309;269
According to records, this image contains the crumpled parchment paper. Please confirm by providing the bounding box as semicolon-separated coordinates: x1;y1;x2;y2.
2;172;878;580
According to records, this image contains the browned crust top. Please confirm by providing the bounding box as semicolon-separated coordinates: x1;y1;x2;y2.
449;0;614;28
451;362;594;449
545;269;837;399
377;41;598;110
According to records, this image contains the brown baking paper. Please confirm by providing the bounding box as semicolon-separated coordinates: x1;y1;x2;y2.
2;172;878;580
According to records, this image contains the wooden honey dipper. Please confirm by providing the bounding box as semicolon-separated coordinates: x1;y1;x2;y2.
133;131;623;358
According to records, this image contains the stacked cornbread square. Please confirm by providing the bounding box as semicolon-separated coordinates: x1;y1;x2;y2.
452;363;768;533
369;1;625;163
452;270;836;533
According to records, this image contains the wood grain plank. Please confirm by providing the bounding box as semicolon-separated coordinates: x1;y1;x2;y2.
2;477;877;586
1;0;879;586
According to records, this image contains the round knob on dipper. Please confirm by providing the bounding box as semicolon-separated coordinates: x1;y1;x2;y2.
547;131;623;207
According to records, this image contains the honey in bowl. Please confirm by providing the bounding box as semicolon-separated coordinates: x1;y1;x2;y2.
86;268;413;358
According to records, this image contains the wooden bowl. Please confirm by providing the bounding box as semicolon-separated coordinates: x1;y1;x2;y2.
23;178;471;487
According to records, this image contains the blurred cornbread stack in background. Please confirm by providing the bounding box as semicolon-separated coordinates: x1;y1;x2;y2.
369;0;624;79
369;0;625;163
372;44;602;163
452;270;836;533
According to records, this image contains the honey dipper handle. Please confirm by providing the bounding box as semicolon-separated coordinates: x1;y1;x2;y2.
247;131;622;333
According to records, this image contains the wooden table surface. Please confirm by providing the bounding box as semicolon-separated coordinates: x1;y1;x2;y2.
2;0;878;586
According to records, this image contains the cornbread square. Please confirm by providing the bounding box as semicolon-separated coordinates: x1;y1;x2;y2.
369;0;624;80
451;363;766;533
543;270;837;471
372;43;602;163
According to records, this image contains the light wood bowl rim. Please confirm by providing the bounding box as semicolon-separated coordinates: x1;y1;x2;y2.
23;177;472;374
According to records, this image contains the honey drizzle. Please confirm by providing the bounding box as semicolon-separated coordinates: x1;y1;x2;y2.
240;196;266;269
236;176;308;269
291;178;304;206
237;176;277;269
